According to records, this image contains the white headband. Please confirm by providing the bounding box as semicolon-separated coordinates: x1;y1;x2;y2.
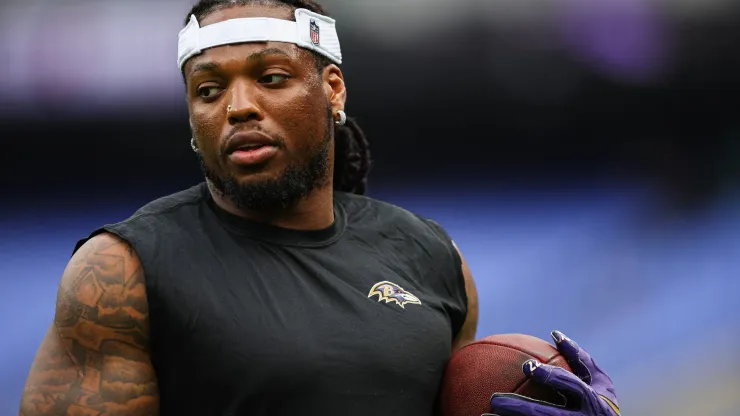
177;8;342;70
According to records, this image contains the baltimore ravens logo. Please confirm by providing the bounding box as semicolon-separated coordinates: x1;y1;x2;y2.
368;281;422;309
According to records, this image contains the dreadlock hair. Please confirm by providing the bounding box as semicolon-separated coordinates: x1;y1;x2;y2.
184;0;372;195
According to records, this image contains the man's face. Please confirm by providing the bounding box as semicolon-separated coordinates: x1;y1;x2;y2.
184;4;343;210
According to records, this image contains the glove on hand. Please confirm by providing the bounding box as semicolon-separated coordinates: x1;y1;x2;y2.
486;331;620;416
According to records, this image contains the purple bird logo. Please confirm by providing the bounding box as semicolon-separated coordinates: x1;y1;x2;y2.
368;281;422;309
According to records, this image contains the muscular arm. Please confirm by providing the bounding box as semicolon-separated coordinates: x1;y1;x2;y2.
19;233;159;416
451;242;479;352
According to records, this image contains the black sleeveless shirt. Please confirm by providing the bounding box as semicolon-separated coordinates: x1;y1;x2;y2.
75;183;468;416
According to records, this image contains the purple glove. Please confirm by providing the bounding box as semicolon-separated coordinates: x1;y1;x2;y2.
485;330;620;416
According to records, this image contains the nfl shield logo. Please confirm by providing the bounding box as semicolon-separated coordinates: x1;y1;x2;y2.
310;19;320;45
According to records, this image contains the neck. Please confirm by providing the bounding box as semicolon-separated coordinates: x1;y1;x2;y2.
207;181;336;231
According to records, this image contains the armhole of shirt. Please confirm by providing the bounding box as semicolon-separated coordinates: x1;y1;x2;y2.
73;224;137;256
419;217;469;341
71;223;155;297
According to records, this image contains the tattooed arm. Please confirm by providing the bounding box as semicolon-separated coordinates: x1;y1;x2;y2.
19;233;159;416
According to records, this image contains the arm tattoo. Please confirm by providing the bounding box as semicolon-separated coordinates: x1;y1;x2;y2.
20;235;159;415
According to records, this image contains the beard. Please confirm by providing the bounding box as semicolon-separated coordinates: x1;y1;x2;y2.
196;108;333;211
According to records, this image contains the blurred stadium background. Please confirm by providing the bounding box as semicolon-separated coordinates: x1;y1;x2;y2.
1;0;739;414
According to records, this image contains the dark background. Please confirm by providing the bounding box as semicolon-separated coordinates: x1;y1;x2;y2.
3;3;739;203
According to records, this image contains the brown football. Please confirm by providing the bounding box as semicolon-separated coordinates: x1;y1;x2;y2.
440;333;573;416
